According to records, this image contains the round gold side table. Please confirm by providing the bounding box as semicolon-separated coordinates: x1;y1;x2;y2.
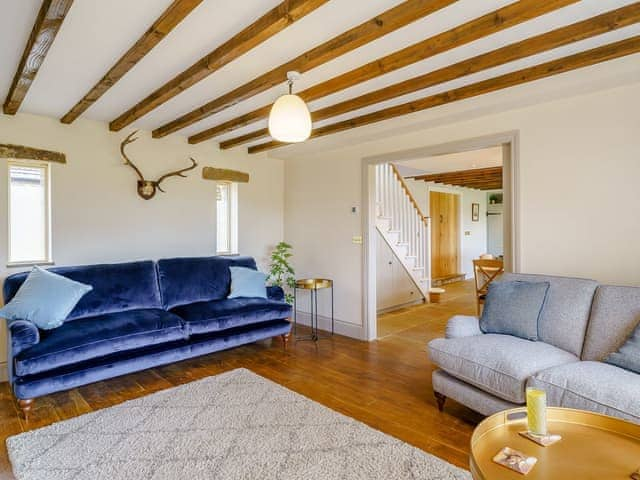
293;278;334;341
470;407;640;479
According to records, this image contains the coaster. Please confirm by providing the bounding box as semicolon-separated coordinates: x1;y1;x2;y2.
493;447;537;475
519;430;562;446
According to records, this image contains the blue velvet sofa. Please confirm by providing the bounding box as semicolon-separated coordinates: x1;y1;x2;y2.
3;256;291;417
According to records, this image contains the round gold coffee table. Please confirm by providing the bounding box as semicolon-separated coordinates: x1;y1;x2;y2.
471;407;640;480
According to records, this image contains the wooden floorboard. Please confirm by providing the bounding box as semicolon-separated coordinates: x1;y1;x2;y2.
0;280;480;476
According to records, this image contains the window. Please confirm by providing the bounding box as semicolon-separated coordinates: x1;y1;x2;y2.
8;160;51;265
216;182;237;254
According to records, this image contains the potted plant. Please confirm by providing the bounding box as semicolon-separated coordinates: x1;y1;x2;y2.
268;242;295;304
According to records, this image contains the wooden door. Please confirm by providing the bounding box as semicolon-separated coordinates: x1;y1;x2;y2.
430;191;460;279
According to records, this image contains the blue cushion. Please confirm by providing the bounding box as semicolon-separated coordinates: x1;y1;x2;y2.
14;309;187;377
0;267;92;330
12;320;291;400
157;256;257;309
171;298;291;335
605;321;640;374
480;280;550;341
3;261;162;321
228;267;267;299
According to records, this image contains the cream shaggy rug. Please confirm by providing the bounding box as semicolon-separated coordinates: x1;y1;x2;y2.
7;368;470;480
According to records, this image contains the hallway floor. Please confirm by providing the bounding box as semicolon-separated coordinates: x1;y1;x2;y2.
377;280;476;338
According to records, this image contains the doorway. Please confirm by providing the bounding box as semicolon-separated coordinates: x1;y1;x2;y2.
364;132;519;341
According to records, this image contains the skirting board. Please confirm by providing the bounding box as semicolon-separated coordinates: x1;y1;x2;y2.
293;311;365;340
0;362;7;383
377;298;423;315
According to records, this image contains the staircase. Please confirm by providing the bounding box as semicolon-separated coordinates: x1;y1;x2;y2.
375;163;431;299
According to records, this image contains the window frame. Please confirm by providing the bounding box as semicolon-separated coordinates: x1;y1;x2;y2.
216;181;238;256
7;159;53;267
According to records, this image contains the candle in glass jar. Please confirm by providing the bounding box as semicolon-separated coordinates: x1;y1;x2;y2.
526;388;547;436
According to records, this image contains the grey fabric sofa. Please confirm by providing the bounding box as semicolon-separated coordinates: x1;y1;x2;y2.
427;273;640;424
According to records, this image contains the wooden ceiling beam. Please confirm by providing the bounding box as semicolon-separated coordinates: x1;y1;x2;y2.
248;36;640;153
420;175;502;183
3;0;74;115
195;0;580;146
414;166;502;178
424;179;502;189
108;0;330;132
60;0;203;124
152;0;458;138
414;167;503;189
217;2;640;149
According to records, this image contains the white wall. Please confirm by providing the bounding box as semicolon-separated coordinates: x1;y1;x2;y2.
0;112;284;377
283;77;640;339
404;178;487;279
486;191;504;257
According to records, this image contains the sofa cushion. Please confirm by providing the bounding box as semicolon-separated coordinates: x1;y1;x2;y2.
3;261;162;321
157;256;257;309
15;309;186;377
228;267;268;299
428;334;577;403
582;285;640;361
480;280;549;341
500;273;598;356
529;361;640;423
605;320;640;374
171;298;292;335
0;266;92;330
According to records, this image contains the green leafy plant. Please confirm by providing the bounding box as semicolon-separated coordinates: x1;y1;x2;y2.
268;242;296;304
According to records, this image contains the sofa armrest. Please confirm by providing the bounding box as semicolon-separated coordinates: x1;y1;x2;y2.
7;319;40;356
267;285;285;302
445;315;482;339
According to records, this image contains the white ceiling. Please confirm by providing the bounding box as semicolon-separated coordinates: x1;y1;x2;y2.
395;146;503;177
1;0;639;148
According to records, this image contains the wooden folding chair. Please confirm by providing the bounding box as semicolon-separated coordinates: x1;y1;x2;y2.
473;258;504;316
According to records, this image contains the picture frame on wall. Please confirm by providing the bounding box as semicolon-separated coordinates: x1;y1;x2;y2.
472;203;480;222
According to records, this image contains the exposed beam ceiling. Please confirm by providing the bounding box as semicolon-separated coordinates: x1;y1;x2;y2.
218;3;640;149
60;0;203;124
248;35;640;153
193;0;580;146
109;0;330;132
151;0;458;138
412;166;502;190
3;0;74;115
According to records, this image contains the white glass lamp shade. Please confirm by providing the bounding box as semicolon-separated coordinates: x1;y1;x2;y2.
268;93;312;143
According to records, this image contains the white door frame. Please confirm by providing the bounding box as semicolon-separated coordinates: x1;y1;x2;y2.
361;131;520;341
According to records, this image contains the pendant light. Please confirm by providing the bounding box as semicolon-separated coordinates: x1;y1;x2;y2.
268;71;312;143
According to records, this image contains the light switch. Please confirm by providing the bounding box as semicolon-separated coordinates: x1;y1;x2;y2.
352;235;363;244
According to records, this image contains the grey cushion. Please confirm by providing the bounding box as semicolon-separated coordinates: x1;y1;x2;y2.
445;315;482;339
432;370;518;417
529;361;640;424
480;281;549;341
582;285;640;361
605;321;640;374
501;273;598;356
428;334;577;403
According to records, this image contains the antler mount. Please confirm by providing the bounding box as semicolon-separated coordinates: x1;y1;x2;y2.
120;131;198;200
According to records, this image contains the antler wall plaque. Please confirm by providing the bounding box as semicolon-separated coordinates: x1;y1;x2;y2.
120;131;197;200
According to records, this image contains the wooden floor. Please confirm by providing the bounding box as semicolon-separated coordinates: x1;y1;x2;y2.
0;280;481;478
